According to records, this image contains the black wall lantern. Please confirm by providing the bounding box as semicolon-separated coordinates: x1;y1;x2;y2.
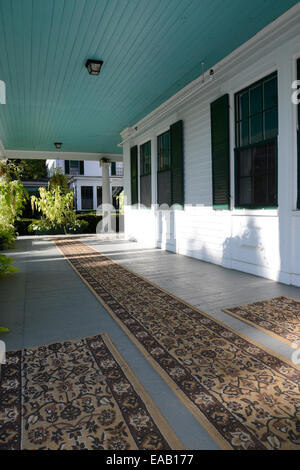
85;59;103;76
54;142;62;149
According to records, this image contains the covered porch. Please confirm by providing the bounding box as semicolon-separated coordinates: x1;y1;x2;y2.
2;235;300;449
1;0;300;452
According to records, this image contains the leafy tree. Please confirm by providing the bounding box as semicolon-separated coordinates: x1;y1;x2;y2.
31;186;76;233
0;254;19;277
30;171;87;234
49;167;69;193
0;165;24;333
0;159;22;181
0;179;27;224
11;159;48;180
0;179;27;247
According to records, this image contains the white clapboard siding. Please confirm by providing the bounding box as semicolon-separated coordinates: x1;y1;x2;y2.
122;5;300;286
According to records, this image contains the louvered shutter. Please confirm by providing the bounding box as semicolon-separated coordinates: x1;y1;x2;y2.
64;161;70;174
210;94;230;209
130;146;138;205
170;120;184;206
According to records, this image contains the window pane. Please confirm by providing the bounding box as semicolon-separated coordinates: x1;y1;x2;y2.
250;85;262;115
240;92;249;120
239;148;252;177
253;144;267;175
250;115;263;143
81;186;93;210
239;177;252;205
69;160;80;176
240;119;249;146
264;108;278;139
264;77;278;110
235;123;240;147
234;72;278;208
253;173;266;205
253;144;267;205
97;186;102;207
141;142;151;176
157;132;170;170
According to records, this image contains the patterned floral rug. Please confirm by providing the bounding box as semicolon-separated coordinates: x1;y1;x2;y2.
223;296;300;346
54;239;300;451
0;333;182;450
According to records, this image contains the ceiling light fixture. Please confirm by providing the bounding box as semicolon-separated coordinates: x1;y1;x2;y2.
85;59;103;76
54;142;62;149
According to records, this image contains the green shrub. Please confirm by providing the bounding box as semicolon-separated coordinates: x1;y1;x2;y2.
76;213;102;233
0;254;18;334
0;254;19;277
0;180;27;225
0;326;9;333
0;223;16;249
0;179;27;247
31;185;77;234
28;218;88;235
76;212;124;233
15;218;37;236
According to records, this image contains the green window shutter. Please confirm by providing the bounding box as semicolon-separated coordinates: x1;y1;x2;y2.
140;141;152;208
65;160;70;174
210;94;230;209
170;120;184;207
111;161;116;176
130;146;138;205
297;59;300;209
79;161;84;175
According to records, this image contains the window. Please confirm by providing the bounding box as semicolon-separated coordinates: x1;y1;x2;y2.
157;131;170;171
65;160;84;175
157;121;184;207
112;186;123;210
111;162;123;177
140;141;151;176
116;162;124;176
111;162;116;176
140;141;151;207
130;146;138;205
70;160;80;175
97;186;102;207
235;72;278;208
81;186;93;210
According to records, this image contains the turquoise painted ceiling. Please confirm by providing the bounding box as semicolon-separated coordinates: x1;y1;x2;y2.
0;0;298;154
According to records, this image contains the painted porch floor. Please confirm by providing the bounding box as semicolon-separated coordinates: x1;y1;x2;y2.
2;236;300;450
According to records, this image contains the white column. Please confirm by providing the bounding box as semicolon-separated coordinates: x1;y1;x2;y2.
99;160;114;232
93;184;98;210
122;142;131;206
100;160;111;206
277;44;293;283
77;183;82;211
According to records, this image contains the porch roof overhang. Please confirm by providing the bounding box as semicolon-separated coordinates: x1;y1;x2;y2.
0;146;122;162
0;0;298;159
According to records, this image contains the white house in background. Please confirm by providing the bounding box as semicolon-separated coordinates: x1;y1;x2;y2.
47;159;123;211
121;7;300;287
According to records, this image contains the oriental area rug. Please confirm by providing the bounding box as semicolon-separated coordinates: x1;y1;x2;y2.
0;333;182;450
223;296;300;346
54;239;300;451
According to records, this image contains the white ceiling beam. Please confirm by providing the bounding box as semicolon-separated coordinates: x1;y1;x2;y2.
4;149;123;162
